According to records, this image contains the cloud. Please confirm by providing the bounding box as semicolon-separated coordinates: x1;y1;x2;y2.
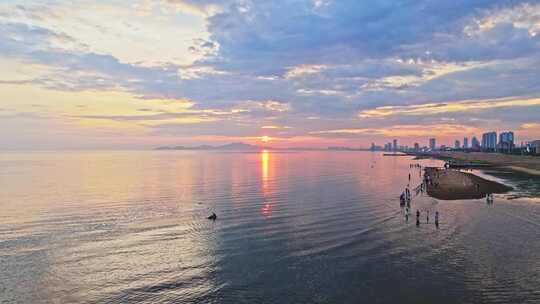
162;0;228;16
359;60;486;91
311;124;481;138
2;0;540;148
358;96;540;118
297;88;344;96
235;100;291;113
464;3;540;37
285;64;327;79
261;125;291;129
521;123;540;129
179;65;229;80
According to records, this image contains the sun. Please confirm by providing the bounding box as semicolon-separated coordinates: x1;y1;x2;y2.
260;136;272;143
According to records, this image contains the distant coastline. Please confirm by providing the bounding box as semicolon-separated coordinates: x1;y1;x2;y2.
155;142;372;152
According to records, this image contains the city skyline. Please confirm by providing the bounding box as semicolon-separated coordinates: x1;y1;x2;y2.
1;1;540;150
370;128;526;152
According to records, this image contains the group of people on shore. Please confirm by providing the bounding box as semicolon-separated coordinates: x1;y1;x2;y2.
401;163;440;228
401;199;440;228
400;187;411;207
413;209;439;227
410;163;423;178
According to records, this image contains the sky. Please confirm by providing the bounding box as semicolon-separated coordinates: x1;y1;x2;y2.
1;0;540;149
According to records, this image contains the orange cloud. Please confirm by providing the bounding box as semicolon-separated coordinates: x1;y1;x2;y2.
518;123;540;140
521;123;540;129
261;125;291;129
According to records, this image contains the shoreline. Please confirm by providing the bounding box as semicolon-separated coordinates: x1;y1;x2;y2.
504;165;540;176
420;152;540;178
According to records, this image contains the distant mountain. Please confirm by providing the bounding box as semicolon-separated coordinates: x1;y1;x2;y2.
156;143;370;151
218;142;262;150
155;142;264;151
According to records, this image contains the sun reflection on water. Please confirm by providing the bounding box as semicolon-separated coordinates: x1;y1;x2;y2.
260;150;273;217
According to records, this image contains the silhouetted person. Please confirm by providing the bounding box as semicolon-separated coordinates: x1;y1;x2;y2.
435;211;439;228
408;173;411;180
486;193;494;205
416;210;420;226
426;211;429;223
207;212;217;220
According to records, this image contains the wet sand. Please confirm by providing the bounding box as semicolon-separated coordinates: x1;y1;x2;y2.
424;167;513;200
437;152;540;177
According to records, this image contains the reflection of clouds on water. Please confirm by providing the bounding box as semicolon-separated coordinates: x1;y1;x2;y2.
1;151;540;303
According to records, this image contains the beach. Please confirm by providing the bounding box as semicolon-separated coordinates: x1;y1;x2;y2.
433;152;540;177
424;167;512;200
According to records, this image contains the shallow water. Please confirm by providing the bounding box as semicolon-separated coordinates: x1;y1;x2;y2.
1;151;539;304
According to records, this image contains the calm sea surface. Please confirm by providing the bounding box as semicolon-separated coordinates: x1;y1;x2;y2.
1;151;540;304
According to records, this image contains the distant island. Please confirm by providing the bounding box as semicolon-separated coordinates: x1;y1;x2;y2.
155;142;371;151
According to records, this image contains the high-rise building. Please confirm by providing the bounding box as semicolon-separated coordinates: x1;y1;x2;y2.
454;140;461;149
429;138;436;150
393;139;398;151
471;136;480;149
532;140;540;155
414;142;420;151
482;132;497;150
463;137;469;149
499;131;514;152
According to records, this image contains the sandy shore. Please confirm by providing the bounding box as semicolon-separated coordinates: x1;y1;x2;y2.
424;167;512;200
435;152;540;177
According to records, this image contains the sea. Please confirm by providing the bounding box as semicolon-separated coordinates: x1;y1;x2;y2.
1;150;539;303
